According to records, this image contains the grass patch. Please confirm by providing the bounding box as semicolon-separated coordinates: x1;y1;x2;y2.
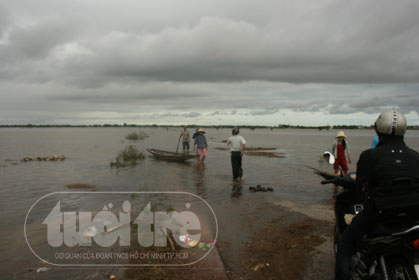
125;131;149;141
110;145;145;167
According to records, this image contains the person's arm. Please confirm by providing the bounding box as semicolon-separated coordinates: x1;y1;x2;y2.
194;137;197;152
241;137;247;156
331;142;336;156
204;136;208;148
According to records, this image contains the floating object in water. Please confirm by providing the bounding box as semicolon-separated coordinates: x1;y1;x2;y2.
21;155;66;162
66;183;96;189
246;147;276;151
245;151;285;158
249;185;274;192
36;267;48;273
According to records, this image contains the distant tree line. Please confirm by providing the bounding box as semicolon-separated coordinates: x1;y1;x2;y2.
0;123;417;130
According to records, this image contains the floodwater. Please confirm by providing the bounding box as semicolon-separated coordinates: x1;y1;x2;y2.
1;127;418;279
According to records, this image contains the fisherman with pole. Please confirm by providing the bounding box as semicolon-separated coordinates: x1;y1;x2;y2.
178;126;191;154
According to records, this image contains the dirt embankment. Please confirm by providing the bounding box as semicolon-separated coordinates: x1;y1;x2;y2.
241;218;330;280
216;198;335;280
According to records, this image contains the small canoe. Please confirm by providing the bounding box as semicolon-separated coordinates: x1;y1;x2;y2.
147;149;199;161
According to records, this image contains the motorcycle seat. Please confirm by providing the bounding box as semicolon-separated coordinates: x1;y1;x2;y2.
367;218;418;238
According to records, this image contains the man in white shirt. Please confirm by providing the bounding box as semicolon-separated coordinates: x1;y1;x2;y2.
227;128;246;181
179;127;191;153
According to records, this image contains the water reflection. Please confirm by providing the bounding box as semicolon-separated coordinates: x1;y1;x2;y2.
231;183;243;199
194;164;207;198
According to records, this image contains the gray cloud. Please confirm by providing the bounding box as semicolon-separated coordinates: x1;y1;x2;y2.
182;112;201;118
1;1;419;86
0;0;419;125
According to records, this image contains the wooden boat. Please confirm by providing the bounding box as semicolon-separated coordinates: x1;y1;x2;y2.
147;149;199;161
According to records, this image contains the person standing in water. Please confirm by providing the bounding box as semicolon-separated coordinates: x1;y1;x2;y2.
227;128;246;181
332;131;351;175
179;127;190;153
194;128;208;164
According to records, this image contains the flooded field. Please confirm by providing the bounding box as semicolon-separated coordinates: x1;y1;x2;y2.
1;127;418;279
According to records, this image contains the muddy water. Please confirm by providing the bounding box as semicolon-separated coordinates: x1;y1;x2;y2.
1;127;418;279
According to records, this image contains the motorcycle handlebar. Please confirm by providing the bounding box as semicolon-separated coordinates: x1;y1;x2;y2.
321;179;337;185
319;173;357;189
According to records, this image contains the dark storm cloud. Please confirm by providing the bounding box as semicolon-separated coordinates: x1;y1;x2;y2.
1;0;419;85
1;0;419;124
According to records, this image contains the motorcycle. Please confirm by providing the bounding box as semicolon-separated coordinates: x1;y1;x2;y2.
313;152;419;280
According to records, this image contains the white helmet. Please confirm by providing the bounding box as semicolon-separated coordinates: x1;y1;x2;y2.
375;109;407;136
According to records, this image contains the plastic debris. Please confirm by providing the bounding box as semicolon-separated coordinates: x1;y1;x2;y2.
198;242;213;251
252;263;266;271
179;234;199;247
36;267;48;273
188;240;198;247
83;226;98;238
179;234;190;243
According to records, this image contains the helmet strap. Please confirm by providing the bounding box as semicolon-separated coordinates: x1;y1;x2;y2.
390;110;398;135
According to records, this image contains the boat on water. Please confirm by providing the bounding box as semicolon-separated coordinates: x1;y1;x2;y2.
146;149;199;161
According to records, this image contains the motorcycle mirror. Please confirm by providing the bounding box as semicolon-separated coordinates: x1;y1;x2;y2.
323;151;335;164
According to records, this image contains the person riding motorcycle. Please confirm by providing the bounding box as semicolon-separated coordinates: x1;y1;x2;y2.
335;109;419;280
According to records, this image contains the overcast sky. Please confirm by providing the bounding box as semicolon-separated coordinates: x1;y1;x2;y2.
1;0;418;126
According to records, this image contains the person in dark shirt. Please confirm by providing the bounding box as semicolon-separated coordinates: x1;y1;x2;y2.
335;109;419;280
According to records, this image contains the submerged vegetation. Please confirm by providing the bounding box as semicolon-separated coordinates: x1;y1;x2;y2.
125;131;149;141
110;145;145;168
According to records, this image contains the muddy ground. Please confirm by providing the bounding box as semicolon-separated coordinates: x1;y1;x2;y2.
23;198;335;280
88;199;335;280
217;197;335;280
97;203;335;280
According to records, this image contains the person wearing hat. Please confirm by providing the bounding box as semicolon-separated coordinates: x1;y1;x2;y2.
194;128;208;164
227;127;246;181
332;131;351;175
